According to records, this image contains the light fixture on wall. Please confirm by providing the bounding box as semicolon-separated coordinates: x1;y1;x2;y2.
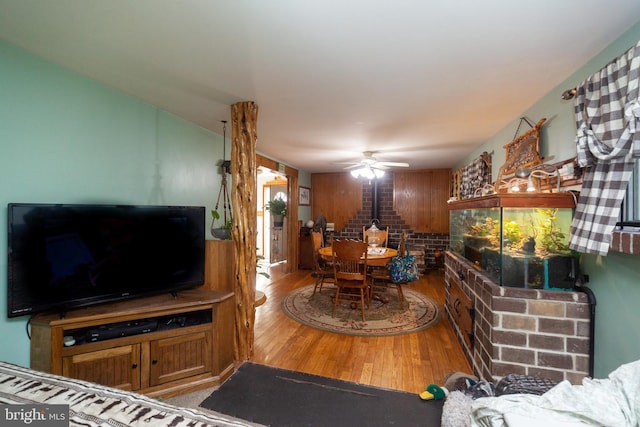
504;164;561;193
350;166;384;179
529;166;561;192
503;166;530;192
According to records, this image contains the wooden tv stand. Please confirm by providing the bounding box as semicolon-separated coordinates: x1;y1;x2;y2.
30;288;235;399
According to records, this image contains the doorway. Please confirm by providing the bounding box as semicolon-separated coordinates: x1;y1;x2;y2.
256;153;299;275
257;168;288;264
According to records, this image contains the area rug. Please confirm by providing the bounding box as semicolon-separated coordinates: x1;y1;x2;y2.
281;284;441;336
200;362;443;427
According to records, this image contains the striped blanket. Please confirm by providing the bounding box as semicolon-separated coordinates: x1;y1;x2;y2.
0;361;262;427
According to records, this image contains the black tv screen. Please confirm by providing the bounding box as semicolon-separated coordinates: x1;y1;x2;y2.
7;203;205;318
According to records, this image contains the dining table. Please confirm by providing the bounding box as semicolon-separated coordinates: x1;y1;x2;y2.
318;245;398;305
318;245;397;267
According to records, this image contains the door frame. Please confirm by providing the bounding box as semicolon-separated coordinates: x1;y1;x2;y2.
256;154;299;273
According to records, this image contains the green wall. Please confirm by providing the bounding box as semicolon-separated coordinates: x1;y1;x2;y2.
456;20;640;377
0;40;226;366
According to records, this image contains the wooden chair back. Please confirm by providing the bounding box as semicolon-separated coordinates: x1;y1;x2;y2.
311;230;333;295
311;230;324;251
311;230;329;271
332;239;368;284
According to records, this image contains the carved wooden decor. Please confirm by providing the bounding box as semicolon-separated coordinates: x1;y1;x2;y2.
231;101;258;362
496;118;546;189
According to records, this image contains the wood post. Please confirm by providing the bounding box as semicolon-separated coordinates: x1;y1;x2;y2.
230;101;258;362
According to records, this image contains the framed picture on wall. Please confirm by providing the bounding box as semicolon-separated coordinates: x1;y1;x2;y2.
299;186;311;206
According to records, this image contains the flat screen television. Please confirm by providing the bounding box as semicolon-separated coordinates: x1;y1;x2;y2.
7;203;206;318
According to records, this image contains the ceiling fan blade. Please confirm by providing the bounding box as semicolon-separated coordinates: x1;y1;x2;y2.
334;151;409;171
372;164;389;170
376;161;409;168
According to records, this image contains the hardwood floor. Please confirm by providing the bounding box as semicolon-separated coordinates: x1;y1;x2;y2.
251;264;472;394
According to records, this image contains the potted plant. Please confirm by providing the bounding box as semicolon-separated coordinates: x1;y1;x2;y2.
211;209;233;240
265;198;287;227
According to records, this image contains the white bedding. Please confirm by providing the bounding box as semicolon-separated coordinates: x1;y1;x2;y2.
471;360;640;427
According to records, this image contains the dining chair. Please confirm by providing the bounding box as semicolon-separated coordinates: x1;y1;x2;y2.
331;239;370;321
311;230;334;296
370;232;408;307
362;225;389;248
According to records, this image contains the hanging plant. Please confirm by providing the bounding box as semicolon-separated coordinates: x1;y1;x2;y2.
265;197;287;228
211;120;232;240
265;198;287;216
211;209;232;240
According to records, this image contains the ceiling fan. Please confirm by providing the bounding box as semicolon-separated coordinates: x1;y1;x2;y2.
336;151;409;178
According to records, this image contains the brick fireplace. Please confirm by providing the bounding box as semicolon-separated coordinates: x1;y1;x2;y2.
444;251;593;384
329;174;449;271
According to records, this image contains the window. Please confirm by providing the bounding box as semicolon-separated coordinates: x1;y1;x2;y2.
618;159;640;230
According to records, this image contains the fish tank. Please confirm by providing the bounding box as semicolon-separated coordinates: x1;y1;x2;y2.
449;193;578;290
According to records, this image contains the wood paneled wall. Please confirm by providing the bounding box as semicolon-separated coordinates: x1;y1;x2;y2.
393;169;451;233
311;173;363;230
311;169;450;234
204;240;235;293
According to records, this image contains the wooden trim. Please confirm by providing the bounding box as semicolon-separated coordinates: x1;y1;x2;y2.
448;192;577;210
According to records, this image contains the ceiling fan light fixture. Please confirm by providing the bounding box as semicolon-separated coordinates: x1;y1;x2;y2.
361;167;375;179
339;151;409;175
351;166;384;179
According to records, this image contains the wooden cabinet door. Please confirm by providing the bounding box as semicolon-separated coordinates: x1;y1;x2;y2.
298;230;314;269
448;275;474;348
149;331;212;386
62;344;141;390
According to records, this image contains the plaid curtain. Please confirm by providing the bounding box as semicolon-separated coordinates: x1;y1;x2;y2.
569;40;640;255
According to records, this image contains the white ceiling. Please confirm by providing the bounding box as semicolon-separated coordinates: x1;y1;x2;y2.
2;1;640;173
